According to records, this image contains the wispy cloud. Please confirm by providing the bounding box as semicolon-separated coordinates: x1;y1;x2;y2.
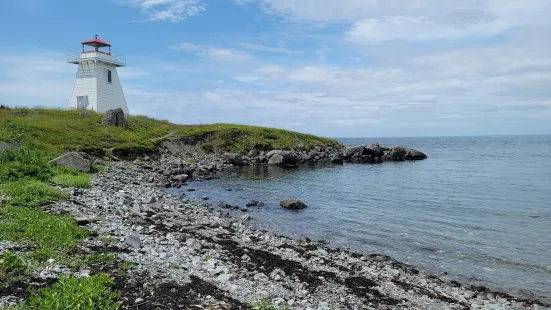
171;42;255;62
236;42;302;55
118;0;205;22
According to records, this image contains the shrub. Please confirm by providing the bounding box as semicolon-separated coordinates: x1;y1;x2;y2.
0;251;27;274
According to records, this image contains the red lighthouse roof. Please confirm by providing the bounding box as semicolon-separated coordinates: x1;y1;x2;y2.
82;35;111;47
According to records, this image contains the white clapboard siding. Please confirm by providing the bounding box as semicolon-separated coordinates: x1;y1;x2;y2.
95;62;128;114
69;61;98;111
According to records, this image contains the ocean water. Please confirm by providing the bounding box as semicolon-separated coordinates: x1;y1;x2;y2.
174;136;551;299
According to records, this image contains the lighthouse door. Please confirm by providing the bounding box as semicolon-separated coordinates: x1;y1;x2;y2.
77;96;89;110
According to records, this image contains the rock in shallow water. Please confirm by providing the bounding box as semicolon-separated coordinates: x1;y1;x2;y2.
280;199;307;210
224;153;244;166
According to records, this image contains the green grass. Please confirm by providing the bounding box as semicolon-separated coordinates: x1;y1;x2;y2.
0;180;69;207
50;174;91;188
179;123;340;154
0;107;174;157
0;251;31;290
1;107;339;156
21;274;120;310
120;261;133;271
0;206;87;261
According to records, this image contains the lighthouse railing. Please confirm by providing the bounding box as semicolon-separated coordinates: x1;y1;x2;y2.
67;51;126;66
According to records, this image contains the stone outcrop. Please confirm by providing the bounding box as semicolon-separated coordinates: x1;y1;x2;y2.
243;143;426;166
101;108;128;127
267;151;301;166
340;142;427;163
48;152;91;172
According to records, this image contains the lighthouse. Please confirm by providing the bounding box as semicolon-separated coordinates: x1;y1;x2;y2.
68;35;129;114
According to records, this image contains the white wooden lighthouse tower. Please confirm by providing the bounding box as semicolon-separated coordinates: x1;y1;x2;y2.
68;35;129;114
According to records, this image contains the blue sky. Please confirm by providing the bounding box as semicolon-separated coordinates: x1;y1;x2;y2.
1;0;550;137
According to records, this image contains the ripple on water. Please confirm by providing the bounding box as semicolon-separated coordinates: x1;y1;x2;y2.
177;135;551;298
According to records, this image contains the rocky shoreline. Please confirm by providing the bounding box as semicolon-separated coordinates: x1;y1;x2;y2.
2;147;549;309
151;141;428;188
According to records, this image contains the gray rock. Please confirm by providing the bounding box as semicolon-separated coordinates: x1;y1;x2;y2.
367;142;384;157
343;146;363;159
253;272;270;282
247;149;260;157
172;174;189;182
241;214;251;221
224;153;244;166
217;273;233;282
48;152;91;172
280;199;307;210
330;154;344;164
100;108;128;127
385;146;407;161
125;234;142;249
405;148;427;160
185;238;202;250
246;200;264;207
268;151;300;166
218;218;233;228
266;150;282;159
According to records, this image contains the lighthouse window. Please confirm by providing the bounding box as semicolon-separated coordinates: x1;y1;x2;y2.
107;70;112;83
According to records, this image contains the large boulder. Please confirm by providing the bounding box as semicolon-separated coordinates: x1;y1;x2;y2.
280;199;307;210
101;108;128;127
366;142;384;157
266;150;282;159
383;146;426;161
343;146;363;159
224;153;244;166
268;151;301;166
48;152;90;172
330;153;344;164
405;148;427;160
384;146;407;161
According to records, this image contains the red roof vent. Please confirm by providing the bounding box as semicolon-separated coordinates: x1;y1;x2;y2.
82;34;111;47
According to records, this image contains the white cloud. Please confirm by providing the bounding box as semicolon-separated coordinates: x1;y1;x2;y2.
242;0;551;43
236;42;302;55
0;52;74;108
171;42;255;62
118;0;205;22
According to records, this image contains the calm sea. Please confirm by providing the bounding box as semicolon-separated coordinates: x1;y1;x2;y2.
173;136;551;300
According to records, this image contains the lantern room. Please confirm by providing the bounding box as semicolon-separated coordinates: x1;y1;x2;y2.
82;35;112;54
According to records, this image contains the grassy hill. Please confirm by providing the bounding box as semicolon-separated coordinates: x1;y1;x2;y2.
0;106;339;158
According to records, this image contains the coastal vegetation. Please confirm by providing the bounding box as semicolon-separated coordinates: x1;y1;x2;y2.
0;106;339;308
0;107;339;157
